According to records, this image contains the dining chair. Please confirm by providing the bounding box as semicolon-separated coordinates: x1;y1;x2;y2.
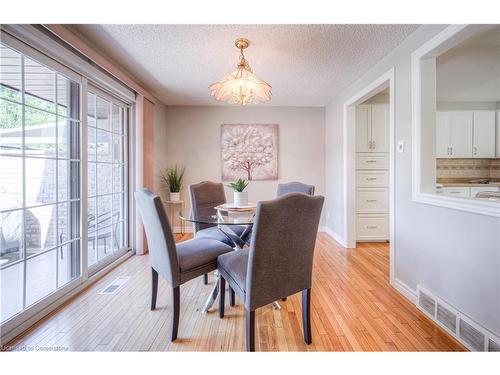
276;181;315;197
217;193;324;351
135;188;233;342
189;181;246;283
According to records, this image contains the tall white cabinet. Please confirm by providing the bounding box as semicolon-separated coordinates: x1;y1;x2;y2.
355;104;389;241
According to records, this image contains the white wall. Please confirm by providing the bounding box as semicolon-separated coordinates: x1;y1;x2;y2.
325;25;500;336
154;105;326;224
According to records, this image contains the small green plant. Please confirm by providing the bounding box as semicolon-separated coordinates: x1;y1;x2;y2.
227;178;249;192
159;165;185;193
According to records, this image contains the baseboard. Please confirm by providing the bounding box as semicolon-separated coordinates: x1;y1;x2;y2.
322;226;348;248
392;277;417;304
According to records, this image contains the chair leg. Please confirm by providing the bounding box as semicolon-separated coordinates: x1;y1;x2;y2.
219;276;226;318
229;286;235;307
246;308;255;352
302;288;312;345
151;268;159;310
203;273;208;285
171;286;180;342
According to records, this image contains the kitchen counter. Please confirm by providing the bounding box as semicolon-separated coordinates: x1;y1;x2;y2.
437;182;500;188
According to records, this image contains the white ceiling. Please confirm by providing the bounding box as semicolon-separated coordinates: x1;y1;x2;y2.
70;24;419;106
437;26;500;103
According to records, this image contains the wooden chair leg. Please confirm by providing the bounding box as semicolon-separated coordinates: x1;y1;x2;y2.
229;286;235;307
246;308;255;352
151;268;159;310
302;288;312;344
203;273;208;285
171;286;180;342
219;276;226;318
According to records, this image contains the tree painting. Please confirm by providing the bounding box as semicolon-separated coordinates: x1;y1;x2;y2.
221;124;278;181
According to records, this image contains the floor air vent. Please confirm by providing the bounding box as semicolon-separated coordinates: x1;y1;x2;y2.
99;276;130;295
416;285;500;352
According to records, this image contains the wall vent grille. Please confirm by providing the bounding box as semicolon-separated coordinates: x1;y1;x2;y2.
416;285;499;352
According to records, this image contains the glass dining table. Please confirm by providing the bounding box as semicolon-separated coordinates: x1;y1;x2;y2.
179;205;280;313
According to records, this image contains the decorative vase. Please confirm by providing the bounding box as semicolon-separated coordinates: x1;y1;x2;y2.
170;192;180;202
233;191;248;207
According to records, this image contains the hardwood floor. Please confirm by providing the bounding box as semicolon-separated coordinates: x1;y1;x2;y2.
5;233;465;351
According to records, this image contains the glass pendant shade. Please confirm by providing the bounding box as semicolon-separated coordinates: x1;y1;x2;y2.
209;39;272;105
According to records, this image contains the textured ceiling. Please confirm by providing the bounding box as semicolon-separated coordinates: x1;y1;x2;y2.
70;24;420;106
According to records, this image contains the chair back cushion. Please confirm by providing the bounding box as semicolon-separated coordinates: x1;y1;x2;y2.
189;181;226;232
276;181;315;197
246;193;324;310
135;189;180;286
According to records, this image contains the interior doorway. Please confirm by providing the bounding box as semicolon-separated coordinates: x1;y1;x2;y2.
343;68;395;284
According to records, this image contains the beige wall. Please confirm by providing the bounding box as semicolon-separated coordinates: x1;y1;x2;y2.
154;105;326;226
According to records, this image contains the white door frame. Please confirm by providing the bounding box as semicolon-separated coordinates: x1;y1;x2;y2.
343;67;395;284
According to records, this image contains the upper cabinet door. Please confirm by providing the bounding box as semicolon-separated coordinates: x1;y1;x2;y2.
356;105;371;152
371;105;389;152
473;111;496;158
436;112;450;158
449;112;473;158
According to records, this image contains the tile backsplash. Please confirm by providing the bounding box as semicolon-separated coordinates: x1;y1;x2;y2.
437;158;500;180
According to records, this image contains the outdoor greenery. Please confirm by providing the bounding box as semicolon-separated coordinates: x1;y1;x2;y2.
159;165;185;193
227;178;249;192
0;86;57;130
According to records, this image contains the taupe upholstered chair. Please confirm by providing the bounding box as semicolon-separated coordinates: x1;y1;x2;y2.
189;181;246;283
135;189;233;342
217;193;324;351
276;181;315;197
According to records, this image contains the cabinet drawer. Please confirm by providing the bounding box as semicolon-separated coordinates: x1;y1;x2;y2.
357;214;388;240
356;171;388;187
356;188;388;213
436;187;470;197
356;154;388;169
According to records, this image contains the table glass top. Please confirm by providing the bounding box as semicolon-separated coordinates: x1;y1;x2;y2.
179;210;255;226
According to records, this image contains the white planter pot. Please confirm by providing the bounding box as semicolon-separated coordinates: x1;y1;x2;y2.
170;192;181;202
233;191;248;207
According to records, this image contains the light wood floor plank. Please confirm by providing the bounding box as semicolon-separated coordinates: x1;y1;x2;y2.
4;233;465;351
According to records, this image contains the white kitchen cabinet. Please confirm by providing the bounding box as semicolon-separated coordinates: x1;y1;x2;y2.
436;110;496;158
436;111;450;158
436;187;470;197
473;111;496;158
449;112;473;158
355;104;388;153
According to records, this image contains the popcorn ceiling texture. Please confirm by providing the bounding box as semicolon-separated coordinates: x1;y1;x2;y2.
69;24;419;106
436;158;500;180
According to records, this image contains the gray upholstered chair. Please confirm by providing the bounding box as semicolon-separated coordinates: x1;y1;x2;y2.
276;181;315;197
217;193;324;351
135;188;233;342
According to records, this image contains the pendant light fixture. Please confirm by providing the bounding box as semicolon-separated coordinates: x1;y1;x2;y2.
208;38;272;105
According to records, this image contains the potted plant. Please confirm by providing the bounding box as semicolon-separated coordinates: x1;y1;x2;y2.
159;165;185;202
227;178;249;207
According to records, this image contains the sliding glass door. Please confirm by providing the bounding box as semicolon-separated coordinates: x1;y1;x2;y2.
0;36;131;326
86;87;128;271
0;42;82;322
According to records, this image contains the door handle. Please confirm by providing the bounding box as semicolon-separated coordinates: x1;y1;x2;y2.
366;160;377;163
473;147;477;155
366;177;377;181
366;225;378;229
372;141;376;149
366;199;377;202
